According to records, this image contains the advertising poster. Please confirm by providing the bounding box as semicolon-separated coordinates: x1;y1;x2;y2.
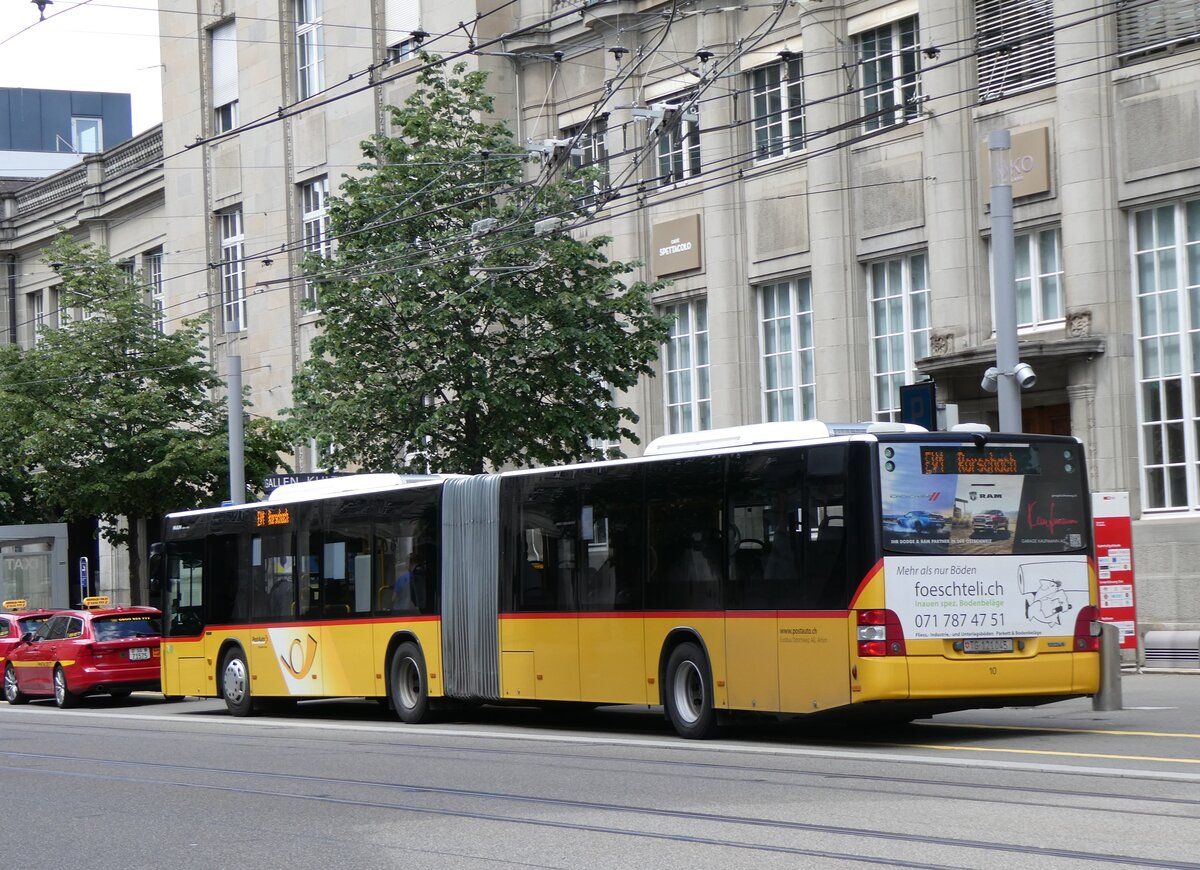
1092;491;1138;650
884;555;1090;640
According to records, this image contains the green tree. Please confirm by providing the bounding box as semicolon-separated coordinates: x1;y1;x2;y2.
7;233;287;603
288;57;673;475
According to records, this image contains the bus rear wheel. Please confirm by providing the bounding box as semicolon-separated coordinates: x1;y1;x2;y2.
390;641;431;724
664;642;717;739
221;648;255;717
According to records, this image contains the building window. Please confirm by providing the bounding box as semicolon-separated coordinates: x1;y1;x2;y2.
588;382;622;458
296;0;325;100
1117;0;1199;63
146;249;164;332
388;38;419;63
71;117;103;154
564;118;609;207
856;16;922;130
868;253;931;421
219;208;246;332
663;298;711;434
31;291;45;343
300;177;331;305
976;0;1055;102
1132;200;1200;511
759;277;816;423
211;20;239;133
750;55;804;161
655;93;701;185
1010;227;1063;328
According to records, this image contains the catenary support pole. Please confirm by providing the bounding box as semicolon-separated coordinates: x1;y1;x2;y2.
227;352;245;505
988;130;1022;433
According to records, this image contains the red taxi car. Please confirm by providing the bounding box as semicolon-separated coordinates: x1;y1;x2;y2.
0;600;55;671
3;601;162;708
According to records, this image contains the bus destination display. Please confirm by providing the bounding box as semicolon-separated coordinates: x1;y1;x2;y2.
921;446;1040;476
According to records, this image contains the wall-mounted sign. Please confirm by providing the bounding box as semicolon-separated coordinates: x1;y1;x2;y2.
980;126;1052;201
652;214;703;277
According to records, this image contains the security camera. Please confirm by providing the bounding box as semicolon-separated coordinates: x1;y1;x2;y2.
1013;362;1037;389
981;366;999;393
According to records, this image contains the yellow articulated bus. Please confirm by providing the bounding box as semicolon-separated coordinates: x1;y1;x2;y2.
156;421;1100;738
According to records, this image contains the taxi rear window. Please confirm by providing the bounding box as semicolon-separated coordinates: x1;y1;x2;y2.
93;616;161;640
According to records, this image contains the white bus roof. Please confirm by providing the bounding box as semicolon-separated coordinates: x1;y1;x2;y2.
643;421;927;456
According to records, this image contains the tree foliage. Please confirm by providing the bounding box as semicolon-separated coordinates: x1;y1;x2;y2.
0;233;287;602
288;57;673;474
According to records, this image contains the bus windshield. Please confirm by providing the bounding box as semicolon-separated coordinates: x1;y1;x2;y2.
879;440;1088;556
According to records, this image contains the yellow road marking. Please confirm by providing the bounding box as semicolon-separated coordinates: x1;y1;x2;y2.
876;741;1200;764
926;721;1200;740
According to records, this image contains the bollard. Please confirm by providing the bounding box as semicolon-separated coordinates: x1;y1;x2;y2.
1092;621;1123;711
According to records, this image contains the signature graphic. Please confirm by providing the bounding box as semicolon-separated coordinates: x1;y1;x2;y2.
1026;499;1079;535
280;633;318;678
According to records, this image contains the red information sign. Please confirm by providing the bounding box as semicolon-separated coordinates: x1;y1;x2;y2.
1091;492;1138;650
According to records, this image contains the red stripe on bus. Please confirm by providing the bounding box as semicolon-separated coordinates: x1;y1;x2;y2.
847;558;885;609
498;610;850;620
202;614;441;631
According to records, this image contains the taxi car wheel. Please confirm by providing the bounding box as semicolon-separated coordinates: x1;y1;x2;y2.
4;664;28;705
221;648;255;717
389;641;431;724
53;666;79;709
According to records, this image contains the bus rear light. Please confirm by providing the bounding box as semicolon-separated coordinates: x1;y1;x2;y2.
857;609;906;657
1073;605;1101;652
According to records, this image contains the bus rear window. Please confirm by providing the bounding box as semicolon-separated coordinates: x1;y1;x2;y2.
879;441;1088;555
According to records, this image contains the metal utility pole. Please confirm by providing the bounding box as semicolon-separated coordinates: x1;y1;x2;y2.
227;352;245;505
988;130;1022;433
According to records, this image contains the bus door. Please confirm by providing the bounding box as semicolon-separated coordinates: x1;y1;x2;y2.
729;447;852;715
504;474;580;702
577;465;646;704
250;528;320;697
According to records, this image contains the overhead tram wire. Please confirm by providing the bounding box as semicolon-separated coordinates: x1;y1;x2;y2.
17;0;1173;337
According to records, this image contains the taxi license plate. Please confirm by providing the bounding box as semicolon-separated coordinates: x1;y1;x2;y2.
129;647;151;661
963;638;1013;654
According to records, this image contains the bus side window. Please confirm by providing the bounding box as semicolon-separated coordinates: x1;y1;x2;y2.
645;457;723;611
576;464;643;612
512;474;578;612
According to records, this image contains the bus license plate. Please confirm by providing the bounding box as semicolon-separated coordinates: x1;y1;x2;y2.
963;638;1013;654
129;647;151;661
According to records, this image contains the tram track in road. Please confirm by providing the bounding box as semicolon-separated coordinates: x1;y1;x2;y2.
1;740;1198;869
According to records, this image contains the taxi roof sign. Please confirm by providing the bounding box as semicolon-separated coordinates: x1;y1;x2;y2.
3;599;29;611
82;596;111;609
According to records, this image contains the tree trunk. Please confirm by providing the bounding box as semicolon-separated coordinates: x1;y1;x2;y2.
126;517;144;606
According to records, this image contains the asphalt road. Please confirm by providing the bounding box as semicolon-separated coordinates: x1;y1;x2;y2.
0;670;1197;869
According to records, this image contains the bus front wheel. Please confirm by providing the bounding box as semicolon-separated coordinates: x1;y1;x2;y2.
389;641;431;724
221;648;255;717
664;642;717;739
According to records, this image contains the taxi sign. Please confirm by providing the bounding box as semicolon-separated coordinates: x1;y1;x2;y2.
2;599;29;611
83;596;111;609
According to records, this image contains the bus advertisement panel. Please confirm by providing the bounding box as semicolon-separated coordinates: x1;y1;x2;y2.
878;440;1094;647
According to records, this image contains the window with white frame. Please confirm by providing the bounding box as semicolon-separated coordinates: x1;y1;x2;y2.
1116;0;1199;63
1010;227;1063;328
759;277;816;422
564;117;609;207
868;252;931;421
31;291;45;344
1131;200;1200;511
663;299;711;434
146;249;164;332
856;16;922;130
300;177;331;305
655;92;701;185
71;117;102;154
296;0;325;100
750;55;805;161
219;208;246;332
976;0;1055;102
384;0;421;62
211;20;239;133
588;382;622;457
